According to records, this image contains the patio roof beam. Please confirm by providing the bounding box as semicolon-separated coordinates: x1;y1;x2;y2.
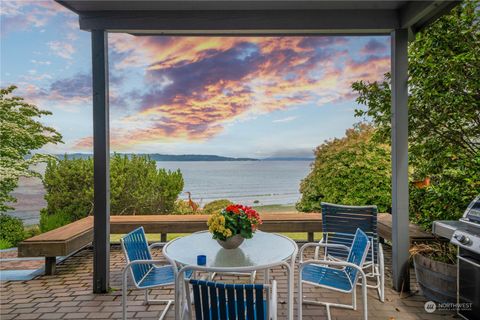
400;0;459;32
92;30;110;294
78;10;397;35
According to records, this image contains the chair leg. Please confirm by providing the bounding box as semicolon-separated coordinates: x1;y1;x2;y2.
122;269;128;320
297;276;303;320
379;244;385;302
158;300;173;320
352;285;357;310
361;277;368;320
144;289;175;319
325;304;332;320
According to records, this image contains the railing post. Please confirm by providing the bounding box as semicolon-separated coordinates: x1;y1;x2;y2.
92;29;110;294
307;232;314;243
45;257;56;275
391;28;410;292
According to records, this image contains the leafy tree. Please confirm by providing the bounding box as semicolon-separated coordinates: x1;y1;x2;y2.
297;124;391;213
40;154;184;231
0;86;63;213
352;0;480;229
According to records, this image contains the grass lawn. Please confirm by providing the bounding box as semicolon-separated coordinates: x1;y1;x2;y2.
253;204;297;213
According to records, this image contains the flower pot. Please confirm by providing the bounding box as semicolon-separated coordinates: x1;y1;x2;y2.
216;234;244;249
413;253;457;303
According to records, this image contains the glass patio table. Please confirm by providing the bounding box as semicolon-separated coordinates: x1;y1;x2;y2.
163;230;298;319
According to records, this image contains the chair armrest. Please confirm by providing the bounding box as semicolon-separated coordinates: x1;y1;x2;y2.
300;242;350;262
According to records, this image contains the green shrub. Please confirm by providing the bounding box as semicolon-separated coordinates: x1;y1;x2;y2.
173;200;201;215
296;124;391;213
0;213;25;246
410;157;480;229
203;199;233;214
39;209;72;232
24;225;41;238
0;239;12;250
40;154;184;230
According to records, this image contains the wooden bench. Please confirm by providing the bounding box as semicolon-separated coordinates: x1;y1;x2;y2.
18;216;94;275
377;213;434;243
18;212;433;275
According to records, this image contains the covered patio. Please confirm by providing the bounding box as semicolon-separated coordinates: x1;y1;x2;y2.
55;0;458;294
1;1;461;319
0;244;456;320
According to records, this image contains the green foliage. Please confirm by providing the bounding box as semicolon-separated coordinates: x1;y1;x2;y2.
0;213;25;247
24;225;41;238
0;86;63;212
0;239;12;250
203;199;233;214
39;209;72;233
42;157;94;223
297;124;391;213
109;155;184;214
351;1;480;229
40;154;184;231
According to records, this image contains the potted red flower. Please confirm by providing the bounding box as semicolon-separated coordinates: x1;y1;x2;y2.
207;204;262;249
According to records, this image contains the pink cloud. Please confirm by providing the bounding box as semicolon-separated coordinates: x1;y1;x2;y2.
72;36;389;150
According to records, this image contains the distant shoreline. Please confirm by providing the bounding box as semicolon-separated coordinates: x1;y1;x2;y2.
53;153;314;162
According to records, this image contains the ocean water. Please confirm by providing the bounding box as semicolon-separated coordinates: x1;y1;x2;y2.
158;161;312;207
8;160;312;225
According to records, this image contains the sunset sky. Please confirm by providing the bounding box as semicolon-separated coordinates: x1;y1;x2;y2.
1;1;390;158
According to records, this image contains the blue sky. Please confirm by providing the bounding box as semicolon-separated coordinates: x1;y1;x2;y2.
1;1;390;158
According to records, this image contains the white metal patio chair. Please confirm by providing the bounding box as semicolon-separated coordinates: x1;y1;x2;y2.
298;228;371;320
316;202;385;302
121;226;192;320
179;265;277;320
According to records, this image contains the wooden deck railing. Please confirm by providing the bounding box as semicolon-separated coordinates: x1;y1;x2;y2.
18;212;433;274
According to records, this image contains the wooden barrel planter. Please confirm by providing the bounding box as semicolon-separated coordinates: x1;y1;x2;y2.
413;253;457;303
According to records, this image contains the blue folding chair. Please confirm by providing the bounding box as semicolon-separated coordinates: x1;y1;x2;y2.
298;228;371;320
121;227;191;320
184;278;277;320
316;202;385;302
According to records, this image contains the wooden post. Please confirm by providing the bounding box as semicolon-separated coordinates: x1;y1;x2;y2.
45;257;56;275
307;232;314;243
92;29;110;294
391;28;410;292
161;233;167;243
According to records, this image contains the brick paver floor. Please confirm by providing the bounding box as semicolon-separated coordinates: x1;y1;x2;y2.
0;244;456;320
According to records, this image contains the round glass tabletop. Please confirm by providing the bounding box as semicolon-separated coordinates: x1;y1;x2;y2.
163;231;297;268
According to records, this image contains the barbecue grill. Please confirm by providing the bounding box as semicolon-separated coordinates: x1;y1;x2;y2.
433;195;480;320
